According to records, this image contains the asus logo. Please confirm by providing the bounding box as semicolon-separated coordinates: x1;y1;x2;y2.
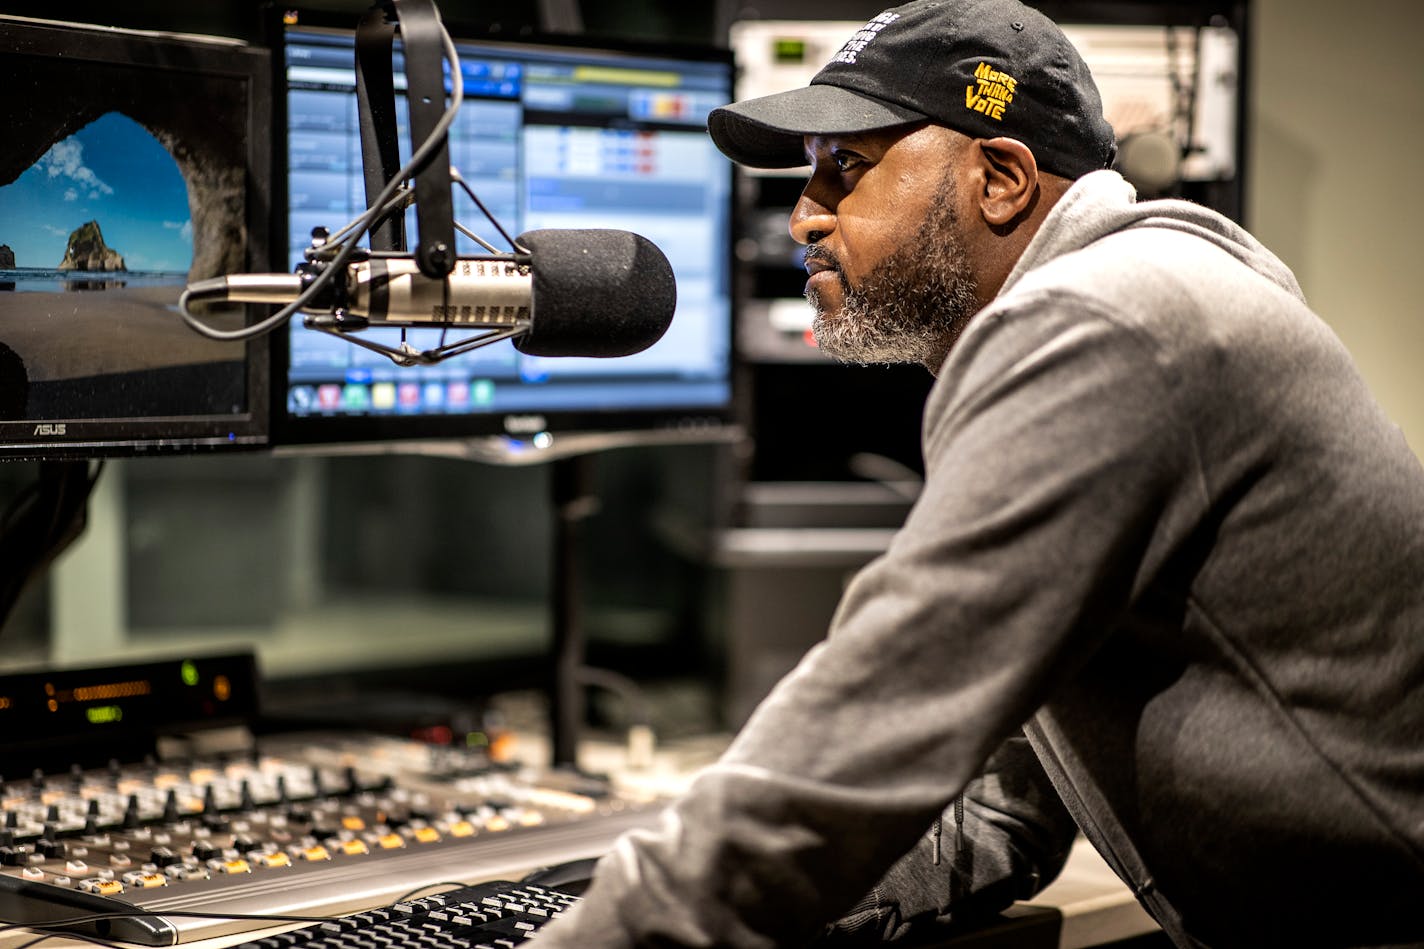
503;414;547;435
33;423;66;436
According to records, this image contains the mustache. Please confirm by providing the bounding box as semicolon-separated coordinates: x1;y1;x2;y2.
802;243;841;272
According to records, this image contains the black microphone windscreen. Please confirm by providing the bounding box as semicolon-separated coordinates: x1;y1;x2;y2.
513;229;677;358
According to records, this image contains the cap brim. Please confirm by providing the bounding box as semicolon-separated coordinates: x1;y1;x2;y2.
708;84;927;169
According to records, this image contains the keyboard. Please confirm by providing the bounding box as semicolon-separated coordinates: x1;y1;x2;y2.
235;880;578;949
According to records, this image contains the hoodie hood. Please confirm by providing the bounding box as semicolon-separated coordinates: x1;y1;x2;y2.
1002;170;1305;304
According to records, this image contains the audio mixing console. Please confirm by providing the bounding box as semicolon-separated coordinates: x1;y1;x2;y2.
0;655;663;945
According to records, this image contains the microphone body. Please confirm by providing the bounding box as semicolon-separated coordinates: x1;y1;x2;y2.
350;257;531;327
198;229;676;359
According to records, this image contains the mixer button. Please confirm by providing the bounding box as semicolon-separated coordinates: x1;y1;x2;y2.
376;833;404;850
20;866;44;880
121;871;168;888
78;879;125;896
256;852;292;868
298;844;331;862
340;839;369;856
413;827;441;844
150;847;181;866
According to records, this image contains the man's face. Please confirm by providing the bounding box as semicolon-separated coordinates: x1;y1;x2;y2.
793;124;979;369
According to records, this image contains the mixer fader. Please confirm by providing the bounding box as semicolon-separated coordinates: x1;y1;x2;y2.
0;655;663;945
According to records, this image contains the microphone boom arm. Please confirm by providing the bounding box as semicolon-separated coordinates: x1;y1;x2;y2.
357;0;457;277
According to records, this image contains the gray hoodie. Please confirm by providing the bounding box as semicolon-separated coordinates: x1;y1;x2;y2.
531;171;1424;948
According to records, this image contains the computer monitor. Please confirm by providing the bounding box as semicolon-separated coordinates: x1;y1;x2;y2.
0;16;271;458
272;11;736;449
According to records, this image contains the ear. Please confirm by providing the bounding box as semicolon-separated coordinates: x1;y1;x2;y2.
974;137;1039;228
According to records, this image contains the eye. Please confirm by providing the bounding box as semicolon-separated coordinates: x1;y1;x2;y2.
830;149;865;173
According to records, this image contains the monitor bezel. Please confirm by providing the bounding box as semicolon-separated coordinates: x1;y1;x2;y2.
268;8;739;449
0;16;273;460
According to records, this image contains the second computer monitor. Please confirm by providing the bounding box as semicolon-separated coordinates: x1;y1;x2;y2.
274;15;735;448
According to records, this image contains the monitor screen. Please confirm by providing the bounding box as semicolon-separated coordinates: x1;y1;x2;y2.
0;17;271;458
273;13;735;447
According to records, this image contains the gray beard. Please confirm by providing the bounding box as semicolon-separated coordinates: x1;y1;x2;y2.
806;185;979;369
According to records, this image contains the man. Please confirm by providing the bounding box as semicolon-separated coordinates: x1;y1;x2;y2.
531;1;1424;946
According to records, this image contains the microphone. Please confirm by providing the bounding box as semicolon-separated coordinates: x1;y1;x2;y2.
188;229;677;359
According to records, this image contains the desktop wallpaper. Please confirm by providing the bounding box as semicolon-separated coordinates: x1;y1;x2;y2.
0;35;252;423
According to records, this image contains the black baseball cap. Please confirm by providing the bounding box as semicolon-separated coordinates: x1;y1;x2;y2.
709;0;1117;179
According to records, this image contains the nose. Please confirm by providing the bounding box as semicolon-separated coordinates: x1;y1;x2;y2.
789;189;836;246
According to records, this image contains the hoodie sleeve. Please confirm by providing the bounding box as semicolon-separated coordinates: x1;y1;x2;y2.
528;294;1199;948
817;732;1077;945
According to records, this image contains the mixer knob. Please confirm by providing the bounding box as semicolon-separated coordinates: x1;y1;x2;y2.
162;790;180;824
150;847;181;867
0;845;32;866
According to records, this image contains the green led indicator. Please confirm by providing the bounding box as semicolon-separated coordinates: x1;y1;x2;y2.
180;660;199;687
87;705;124;724
773;38;807;64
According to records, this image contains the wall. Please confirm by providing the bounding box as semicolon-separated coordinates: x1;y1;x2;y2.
1248;0;1424;459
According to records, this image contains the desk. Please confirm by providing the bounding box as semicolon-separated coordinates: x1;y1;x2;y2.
0;736;1157;949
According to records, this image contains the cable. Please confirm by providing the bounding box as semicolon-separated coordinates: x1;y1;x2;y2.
179;20;467;343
